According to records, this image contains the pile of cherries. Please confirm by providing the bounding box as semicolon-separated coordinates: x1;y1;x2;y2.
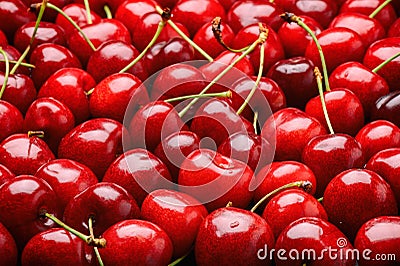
0;0;400;265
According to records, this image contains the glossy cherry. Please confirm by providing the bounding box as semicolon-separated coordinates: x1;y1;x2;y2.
0;101;23;143
0;0;36;40
371;90;400;128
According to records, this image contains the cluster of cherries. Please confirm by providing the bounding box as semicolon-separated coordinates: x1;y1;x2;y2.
0;0;400;265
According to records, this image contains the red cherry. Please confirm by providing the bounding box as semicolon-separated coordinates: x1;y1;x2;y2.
0;45;30;76
323;169;398;240
22;0;69;21
371;90;400;128
0;100;23;143
0;223;17;265
0;163;15;185
388;17;400;37
73;0;126;17
0;0;36;40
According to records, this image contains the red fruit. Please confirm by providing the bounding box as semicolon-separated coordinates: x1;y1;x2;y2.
0;45;30;76
305;27;365;73
0;163;15;185
0;134;55;176
388;17;400;37
99;220;173;266
35;159;98;211
372;90;400;128
0;100;23;143
0;29;7;46
0;223;17;265
178;149;254;211
195;207;275;266
141;189;208;258
323;169;398;240
0;0;36;40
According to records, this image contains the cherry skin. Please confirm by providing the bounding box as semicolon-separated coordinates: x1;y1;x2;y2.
253;161;317;208
305;88;364;136
30;43;82;89
371;90;400;128
388;17;400;37
278;15;322;58
21;228;93;266
262;189;328;239
0;29;7;46
0;134;55;176
35;159;98;211
274;217;355;266
37;68;96;124
227;0;283;33
0;163;15;185
178;149;254;211
90;72;149;123
266;56;317;109
363;37;400;92
0;100;23;143
0;223;17;265
323;169;398;240
86;40;148;83
261;108;327;162
302;133;365;197
195;207;275;266
154;0;179;8
0;175;62;250
73;0;126;17
63;182;140;237
141;189;208;258
305;27;365;74
355;120;400;161
354;216;400;265
23;0;69;21
23;97;75;154
171;0;226;37
58;118;126;179
102;148;173;206
0;45;30;76
0;0;36;40
154;131;200;182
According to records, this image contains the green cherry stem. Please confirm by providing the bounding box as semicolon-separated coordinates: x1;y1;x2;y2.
253;111;259;135
83;0;93;24
88;217;104;266
0;47;9;99
369;0;392;19
103;5;112;19
0;60;35;68
250;181;313;213
43;213;106;248
280;12;330;91
155;5;214;62
46;2;96;51
168;247;193;266
317;197;323;203
212;17;249;53
372;51;400;73
314;67;334;135
164;90;232;103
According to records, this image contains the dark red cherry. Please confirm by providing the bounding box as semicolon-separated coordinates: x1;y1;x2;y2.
0;100;23;143
0;29;7;46
0;0;36;40
23;0;69;21
73;0;126;18
371;90;400;128
0;223;17;265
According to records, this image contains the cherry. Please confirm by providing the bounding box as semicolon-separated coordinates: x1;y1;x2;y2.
23;97;75;153
99;219;173;266
354;216;400;265
195;207;275;266
305;27;365;74
278;15;323;58
329;61;390;119
0;163;15;185
90;72;149;123
30;43;82;89
355;120;400;161
0;175;62;250
305;88;364;136
266;56;318;109
37;67;96;124
371;90;400;128
261;108;327;161
0;0;36;40
0;134;55;176
102;148;173;206
178;149;254;211
171;0;226;37
363;37;400;92
227;0;283;33
154;131;200;182
21;228;93;266
0;45;30;76
24;0;70;21
388;17;400;37
141;189;208;258
0;100;23;143
58;118;126;179
323;169;398;240
263;189;328;239
0;223;17;265
73;0;126;17
35;159;98;211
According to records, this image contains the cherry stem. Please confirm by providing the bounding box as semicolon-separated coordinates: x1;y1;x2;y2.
314;67;334;134
83;0;93;24
88;217;104;266
0;60;35;68
250;181;313;213
46;2;96;51
226;201;233;207
372;51;400;73
43;213;106;248
155;5;214;62
28;130;45;138
85;87;95;96
178;23;267;118
253;111;259;134
212;17;249;53
0;48;9;99
280;12;330;92
317;197;323;202
236;41;267;115
164;90;232;103
168;247;193;266
103;5;112;19
369;0;392;18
